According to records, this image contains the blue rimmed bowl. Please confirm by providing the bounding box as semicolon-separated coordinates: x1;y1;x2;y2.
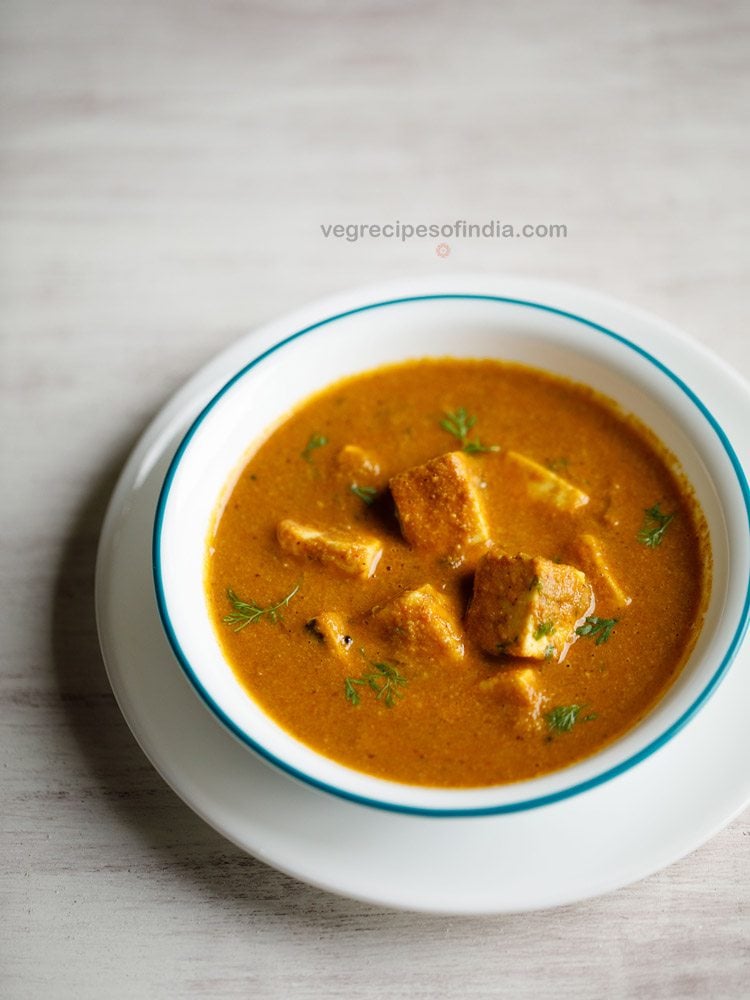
153;279;750;817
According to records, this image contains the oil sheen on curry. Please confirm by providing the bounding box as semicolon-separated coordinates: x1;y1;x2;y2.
206;359;710;787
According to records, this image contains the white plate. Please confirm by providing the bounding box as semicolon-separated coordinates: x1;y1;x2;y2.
95;274;750;913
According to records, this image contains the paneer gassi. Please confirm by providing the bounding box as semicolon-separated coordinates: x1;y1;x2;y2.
207;359;709;787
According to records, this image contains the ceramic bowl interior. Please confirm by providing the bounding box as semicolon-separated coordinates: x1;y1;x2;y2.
154;293;749;815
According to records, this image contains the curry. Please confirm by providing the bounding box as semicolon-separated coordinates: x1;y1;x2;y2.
205;359;710;787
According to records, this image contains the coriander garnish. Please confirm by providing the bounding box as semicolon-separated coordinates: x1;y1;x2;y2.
344;676;364;705
345;660;407;708
575;616;618;645
350;484;378;505
439;407;500;455
533;621;555;640
638;503;675;547
545;704;597;733
223;583;299;632
301;433;328;462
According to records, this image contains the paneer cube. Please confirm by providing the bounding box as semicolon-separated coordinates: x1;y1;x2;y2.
505;451;589;512
389;451;489;554
277;519;382;578
373;584;464;662
336;444;382;483
306;612;354;661
569;534;631;608
479;667;544;710
466;551;594;660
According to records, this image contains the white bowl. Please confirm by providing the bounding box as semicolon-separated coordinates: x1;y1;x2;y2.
153;277;750;816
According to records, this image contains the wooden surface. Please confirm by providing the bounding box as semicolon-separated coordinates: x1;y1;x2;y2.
2;1;748;997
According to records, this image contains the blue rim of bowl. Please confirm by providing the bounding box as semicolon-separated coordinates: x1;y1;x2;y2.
153;293;750;818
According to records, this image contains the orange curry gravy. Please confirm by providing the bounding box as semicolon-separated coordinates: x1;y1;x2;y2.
206;359;710;787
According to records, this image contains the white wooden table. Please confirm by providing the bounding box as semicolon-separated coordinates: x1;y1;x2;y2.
2;2;748;997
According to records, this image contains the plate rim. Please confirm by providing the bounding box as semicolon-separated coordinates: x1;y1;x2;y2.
95;273;750;913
